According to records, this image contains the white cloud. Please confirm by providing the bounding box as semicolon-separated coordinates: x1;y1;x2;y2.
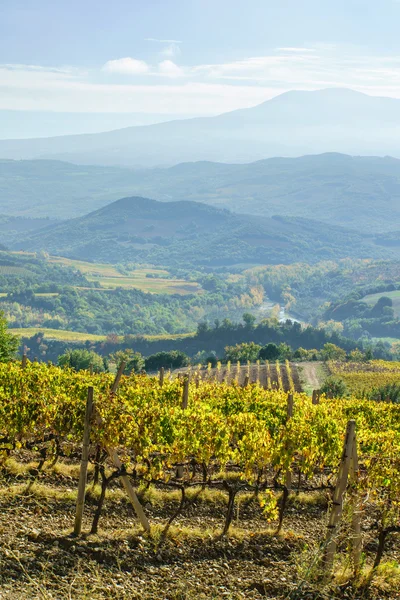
158;60;185;78
0;64;278;114
145;38;182;44
5;45;400;119
103;57;149;75
161;43;181;58
277;47;316;53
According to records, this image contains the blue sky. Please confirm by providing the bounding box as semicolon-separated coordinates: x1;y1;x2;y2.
2;0;400;136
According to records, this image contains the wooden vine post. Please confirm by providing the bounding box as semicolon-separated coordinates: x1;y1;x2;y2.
312;389;320;405
159;367;164;387
107;361;150;533
109;449;150;532
74;386;94;536
277;393;294;532
181;375;189;409
349;432;362;575
323;419;358;577
284;393;294;490
111;361;126;394
22;353;27;369
177;375;189;478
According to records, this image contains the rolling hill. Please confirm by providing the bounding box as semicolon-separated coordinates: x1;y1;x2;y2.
2;88;400;168
14;196;400;268
2;153;400;232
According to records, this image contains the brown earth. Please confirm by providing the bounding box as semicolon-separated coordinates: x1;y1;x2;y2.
0;460;399;600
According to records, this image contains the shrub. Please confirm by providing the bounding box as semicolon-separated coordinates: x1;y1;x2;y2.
320;376;349;398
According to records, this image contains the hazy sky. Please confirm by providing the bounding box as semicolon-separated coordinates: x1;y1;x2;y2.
2;0;400;136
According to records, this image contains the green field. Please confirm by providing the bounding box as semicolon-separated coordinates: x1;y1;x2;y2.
10;253;201;296
89;276;201;295
363;290;400;317
9;328;195;343
0;265;32;276
9;328;106;342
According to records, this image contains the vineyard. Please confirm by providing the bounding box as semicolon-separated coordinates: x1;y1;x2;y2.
180;360;302;392
0;361;400;599
329;360;400;396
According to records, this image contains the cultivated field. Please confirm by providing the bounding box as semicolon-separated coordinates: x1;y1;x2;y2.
10;328;195;343
9;252;202;296
185;361;303;392
0;362;399;599
329;360;400;396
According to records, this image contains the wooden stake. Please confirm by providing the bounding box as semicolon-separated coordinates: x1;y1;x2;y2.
312;389;320;405
159;367;164;387
22;354;27;369
108;449;150;533
323;420;356;577
100;363;150;533
285;393;294;491
277;393;294;532
181;375;189;409
111;361;126;395
177;375;190;478
74;386;94;536
350;436;362;575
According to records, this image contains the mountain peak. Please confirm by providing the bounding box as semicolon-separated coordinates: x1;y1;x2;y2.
2;88;400;167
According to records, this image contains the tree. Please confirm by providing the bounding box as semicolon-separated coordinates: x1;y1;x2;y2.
320;376;349;399
0;311;19;362
58;349;105;373
277;342;292;360
348;348;365;362
321;343;347;362
370;383;400;404
110;349;144;374
144;351;190;372
243;313;256;328
292;347;319;361
259;343;280;361
224;342;261;363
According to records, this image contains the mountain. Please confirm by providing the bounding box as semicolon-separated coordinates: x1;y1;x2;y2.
2;89;400;168
14;196;400;268
2;153;400;232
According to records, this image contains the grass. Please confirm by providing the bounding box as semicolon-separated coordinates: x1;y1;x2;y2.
9;328;106;342
363;290;400;318
8;252;202;296
9;328;195;342
88;276;201;295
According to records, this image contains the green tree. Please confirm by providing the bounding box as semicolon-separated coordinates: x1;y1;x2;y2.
242;313;256;328
58;349;105;373
277;342;292;360
110;349;145;374
224;342;261;363
370;383;400;404
144;351;190;372
259;343;280;361
320;376;349;398
321;343;347;362
0;311;19;362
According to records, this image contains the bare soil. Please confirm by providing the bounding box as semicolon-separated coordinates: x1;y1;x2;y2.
0;461;399;600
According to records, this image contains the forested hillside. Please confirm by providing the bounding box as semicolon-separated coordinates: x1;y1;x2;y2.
12;196;399;267
2;154;400;232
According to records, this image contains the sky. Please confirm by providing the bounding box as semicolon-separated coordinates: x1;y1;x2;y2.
2;0;400;137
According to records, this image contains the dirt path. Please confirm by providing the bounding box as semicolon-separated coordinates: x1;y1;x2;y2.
298;362;327;394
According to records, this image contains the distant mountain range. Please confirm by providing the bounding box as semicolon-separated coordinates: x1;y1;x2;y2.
2;89;400;167
13;196;400;268
2;153;400;232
